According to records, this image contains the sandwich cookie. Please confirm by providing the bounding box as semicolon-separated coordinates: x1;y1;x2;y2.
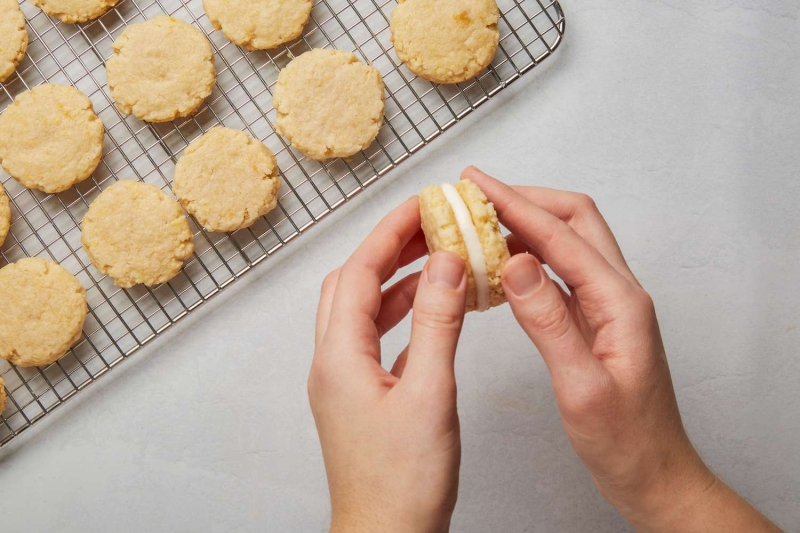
419;179;509;312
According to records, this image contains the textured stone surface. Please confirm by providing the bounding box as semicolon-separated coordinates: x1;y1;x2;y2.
0;0;798;531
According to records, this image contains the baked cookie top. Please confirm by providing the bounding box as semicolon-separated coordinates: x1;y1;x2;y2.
173;127;281;233
0;84;104;194
273;49;385;160
203;0;312;50
0;0;28;83
31;0;119;23
0;183;10;248
81;180;195;288
106;16;216;123
0;257;87;368
391;0;500;84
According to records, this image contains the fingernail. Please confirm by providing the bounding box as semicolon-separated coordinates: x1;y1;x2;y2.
504;258;542;297
427;252;465;289
469;166;488;177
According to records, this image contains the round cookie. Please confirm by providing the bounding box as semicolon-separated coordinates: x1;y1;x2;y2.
0;84;104;194
0;183;10;247
391;0;500;84
31;0;118;23
0;258;87;368
81;180;194;288
0;0;28;83
273;49;385;160
173;127;281;233
203;0;312;50
419;179;509;312
106;16;216;123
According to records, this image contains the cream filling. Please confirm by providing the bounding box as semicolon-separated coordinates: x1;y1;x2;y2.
440;183;489;312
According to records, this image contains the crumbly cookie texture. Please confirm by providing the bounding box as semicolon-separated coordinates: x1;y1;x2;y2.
81;180;194;288
273;49;385;160
420;179;509;311
106;16;216;123
173;127;281;232
391;0;500;84
454;179;509;308
0;183;9;247
0;0;28;82
0;84;104;194
0;375;6;414
30;0;119;23
203;0;311;50
0;258;87;368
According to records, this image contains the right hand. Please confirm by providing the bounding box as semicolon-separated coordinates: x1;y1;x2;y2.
464;167;781;532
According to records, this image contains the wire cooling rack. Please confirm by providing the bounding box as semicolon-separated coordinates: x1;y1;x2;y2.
0;0;564;447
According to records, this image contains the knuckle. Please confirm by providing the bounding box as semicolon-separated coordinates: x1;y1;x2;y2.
526;301;572;339
307;366;319;401
413;305;463;332
630;286;655;314
575;193;599;213
307;359;334;400
321;269;340;292
562;386;601;418
306;374;316;400
560;378;613;419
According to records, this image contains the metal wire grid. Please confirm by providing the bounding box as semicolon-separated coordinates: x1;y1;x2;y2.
0;0;564;447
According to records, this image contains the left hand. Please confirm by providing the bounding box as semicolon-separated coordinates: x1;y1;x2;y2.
309;197;468;533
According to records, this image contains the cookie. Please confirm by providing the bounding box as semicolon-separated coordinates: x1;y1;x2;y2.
0;84;104;194
0;258;87;368
173;127;281;233
106;16;216;123
273;49;385;160
81;180;194;288
203;0;311;50
420;179;509;312
81;181;194;288
0;375;6;414
0;0;28;83
391;0;500;84
0;183;9;247
31;0;118;23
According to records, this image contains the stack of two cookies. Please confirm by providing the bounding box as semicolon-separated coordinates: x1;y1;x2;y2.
421;179;510;313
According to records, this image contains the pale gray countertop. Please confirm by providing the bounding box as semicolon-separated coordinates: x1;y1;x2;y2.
1;0;798;531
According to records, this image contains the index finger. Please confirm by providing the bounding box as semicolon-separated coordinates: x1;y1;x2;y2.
328;197;422;343
509;185;637;285
464;169;631;298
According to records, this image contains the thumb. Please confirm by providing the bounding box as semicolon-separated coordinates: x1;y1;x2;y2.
403;251;467;383
502;254;600;383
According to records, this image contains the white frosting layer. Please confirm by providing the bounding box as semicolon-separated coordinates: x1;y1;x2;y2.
440;183;489;312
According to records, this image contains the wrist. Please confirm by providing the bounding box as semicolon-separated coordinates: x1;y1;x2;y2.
331;504;451;533
612;448;718;532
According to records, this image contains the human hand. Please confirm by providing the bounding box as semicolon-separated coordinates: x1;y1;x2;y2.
309;198;468;533
464;167;781;532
